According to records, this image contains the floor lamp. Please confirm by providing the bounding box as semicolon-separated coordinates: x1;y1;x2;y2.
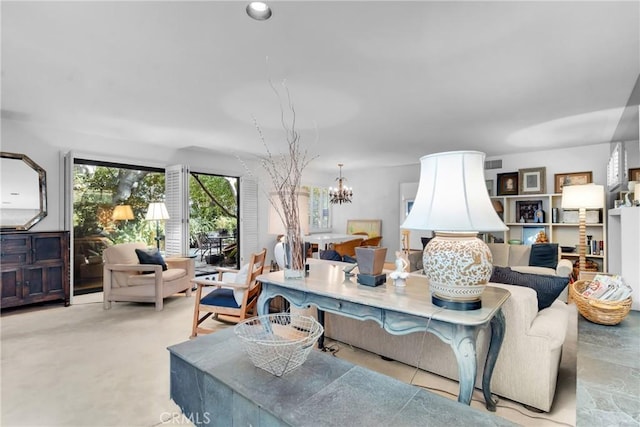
145;202;170;250
561;184;604;273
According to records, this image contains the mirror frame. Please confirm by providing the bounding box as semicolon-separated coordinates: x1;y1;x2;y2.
1;152;48;231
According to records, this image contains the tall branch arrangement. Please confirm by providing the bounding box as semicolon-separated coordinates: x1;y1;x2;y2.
254;80;317;272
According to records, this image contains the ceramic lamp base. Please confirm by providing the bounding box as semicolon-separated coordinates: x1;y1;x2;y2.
423;231;493;302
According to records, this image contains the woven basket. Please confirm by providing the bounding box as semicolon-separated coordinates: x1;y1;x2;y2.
234;313;323;377
570;280;632;326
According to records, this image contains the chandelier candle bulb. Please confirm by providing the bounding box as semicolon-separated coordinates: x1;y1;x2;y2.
329;163;353;204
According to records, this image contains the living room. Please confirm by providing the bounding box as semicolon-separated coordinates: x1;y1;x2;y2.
1;1;639;426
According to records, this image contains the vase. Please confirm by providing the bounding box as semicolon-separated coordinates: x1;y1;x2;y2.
283;227;306;279
355;246;387;275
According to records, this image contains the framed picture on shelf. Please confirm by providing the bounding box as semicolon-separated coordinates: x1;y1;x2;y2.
497;172;518;196
516;200;543;223
522;226;545;245
519;167;546;194
554;171;593;194
485;179;494;196
629;168;640;182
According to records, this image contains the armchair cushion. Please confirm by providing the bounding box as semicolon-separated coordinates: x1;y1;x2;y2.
490;266;569;310
529;243;558;269
135;248;167;271
128;268;186;286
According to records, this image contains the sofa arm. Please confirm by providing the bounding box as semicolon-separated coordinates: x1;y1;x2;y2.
166;257;195;278
555;259;572;278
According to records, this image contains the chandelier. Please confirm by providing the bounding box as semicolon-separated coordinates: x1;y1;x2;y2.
329;164;353;204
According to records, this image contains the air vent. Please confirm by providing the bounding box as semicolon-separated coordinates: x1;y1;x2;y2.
485;159;502;170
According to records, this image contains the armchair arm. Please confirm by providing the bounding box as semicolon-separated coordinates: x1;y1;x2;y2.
166;257;195;278
104;263;162;273
214;267;240;274
556;259;573;278
191;278;249;290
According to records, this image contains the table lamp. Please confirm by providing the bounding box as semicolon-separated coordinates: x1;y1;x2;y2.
401;151;507;310
145;202;170;250
561;184;604;272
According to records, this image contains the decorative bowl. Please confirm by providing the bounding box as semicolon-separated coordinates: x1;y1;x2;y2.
561;246;576;253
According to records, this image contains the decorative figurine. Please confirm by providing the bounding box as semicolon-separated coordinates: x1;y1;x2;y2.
389;251;409;287
534;209;545;223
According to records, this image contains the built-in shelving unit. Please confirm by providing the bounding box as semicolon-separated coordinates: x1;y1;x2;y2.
489;193;607;272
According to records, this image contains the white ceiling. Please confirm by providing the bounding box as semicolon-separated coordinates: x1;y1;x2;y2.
2;1;639;172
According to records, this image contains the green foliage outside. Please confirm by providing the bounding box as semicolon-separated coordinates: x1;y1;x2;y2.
74;165;238;249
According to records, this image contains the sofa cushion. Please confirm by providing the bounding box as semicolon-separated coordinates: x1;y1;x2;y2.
529;243;558;269
135;249;167;271
128;268;186;285
490;266;569;310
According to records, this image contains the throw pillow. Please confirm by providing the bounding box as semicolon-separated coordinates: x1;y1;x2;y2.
134;249;167;271
341;255;357;264
490;266;569;310
529;243;558;269
232;263;251;306
320;250;343;261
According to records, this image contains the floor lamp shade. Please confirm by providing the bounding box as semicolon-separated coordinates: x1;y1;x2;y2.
146;202;170;250
112;205;134;221
401;151;507;309
561;184;604;272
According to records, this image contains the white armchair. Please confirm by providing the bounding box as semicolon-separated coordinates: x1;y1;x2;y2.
103;242;193;311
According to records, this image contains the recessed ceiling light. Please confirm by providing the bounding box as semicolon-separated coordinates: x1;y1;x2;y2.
246;2;272;21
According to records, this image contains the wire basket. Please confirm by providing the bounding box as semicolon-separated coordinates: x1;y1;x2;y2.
234;313;324;377
570;280;632;326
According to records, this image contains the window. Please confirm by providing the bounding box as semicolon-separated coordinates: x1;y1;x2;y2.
304;185;331;233
73;159;165;295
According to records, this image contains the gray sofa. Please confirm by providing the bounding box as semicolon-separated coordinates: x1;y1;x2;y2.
319;252;572;412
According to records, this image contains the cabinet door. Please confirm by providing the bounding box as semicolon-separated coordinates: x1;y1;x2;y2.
22;264;66;303
32;234;65;264
1;267;24;308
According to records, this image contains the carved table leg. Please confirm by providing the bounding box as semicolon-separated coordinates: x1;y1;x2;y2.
317;309;325;350
256;288;271;317
450;325;477;406
482;308;505;412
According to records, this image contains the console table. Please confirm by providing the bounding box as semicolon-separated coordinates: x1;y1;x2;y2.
256;262;509;411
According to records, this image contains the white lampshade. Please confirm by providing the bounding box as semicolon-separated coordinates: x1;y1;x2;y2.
561;184;604;209
401;151;507;232
267;190;310;235
112;205;134;221
145;202;170;221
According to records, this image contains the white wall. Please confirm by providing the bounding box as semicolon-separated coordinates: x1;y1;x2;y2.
1;116;616;264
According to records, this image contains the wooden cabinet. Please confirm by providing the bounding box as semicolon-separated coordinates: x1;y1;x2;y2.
0;231;70;309
490;194;607;272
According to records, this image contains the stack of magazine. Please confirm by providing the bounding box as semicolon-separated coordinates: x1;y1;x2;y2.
581;274;632;301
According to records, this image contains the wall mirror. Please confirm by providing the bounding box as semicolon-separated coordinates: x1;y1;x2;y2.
1;152;47;230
